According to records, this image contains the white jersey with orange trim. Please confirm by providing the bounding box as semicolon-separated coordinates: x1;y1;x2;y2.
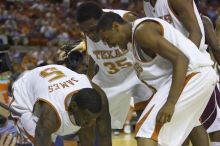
10;65;92;140
132;17;213;90
87;9;134;82
143;0;206;51
132;18;218;146
86;9;153;129
103;9;131;15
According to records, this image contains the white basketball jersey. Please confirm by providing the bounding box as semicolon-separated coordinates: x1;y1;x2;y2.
143;0;206;51
132;18;213;89
86;9;135;84
12;65;92;136
103;9;130;15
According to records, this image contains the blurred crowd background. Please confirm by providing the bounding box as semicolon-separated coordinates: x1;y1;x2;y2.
0;0;219;70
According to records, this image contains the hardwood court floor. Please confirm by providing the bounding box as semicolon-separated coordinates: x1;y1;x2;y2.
112;134;194;146
112;134;137;146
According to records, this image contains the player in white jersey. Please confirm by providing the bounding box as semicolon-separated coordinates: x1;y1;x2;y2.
143;0;205;51
143;0;220;145
217;17;220;44
97;12;218;146
9;65;112;146
202;16;220;146
76;2;153;129
197;14;220;146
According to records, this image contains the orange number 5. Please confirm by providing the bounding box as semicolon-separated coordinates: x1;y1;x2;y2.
40;67;65;82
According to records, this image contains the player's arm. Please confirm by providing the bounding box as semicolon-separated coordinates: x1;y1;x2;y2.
87;56;96;80
78;126;95;146
201;16;220;64
135;21;189;123
35;101;60;146
169;0;202;48
92;82;112;146
216;17;220;46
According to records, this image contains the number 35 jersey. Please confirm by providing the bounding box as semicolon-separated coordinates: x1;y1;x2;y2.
86;10;153;129
11;65;92;137
86;36;140;96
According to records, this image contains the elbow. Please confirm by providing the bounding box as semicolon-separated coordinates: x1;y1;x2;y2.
175;54;189;68
181;55;189;68
192;29;202;40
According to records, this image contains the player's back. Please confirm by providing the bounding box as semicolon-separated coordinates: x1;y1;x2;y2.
12;64;92;136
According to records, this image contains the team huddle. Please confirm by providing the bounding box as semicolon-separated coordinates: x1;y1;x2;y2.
5;0;220;146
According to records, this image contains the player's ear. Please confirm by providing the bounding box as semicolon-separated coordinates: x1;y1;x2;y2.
112;22;120;32
68;100;77;112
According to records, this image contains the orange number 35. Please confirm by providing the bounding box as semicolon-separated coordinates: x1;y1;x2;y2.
103;58;132;74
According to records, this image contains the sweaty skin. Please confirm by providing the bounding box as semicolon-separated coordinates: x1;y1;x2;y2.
168;0;202;48
34;84;112;146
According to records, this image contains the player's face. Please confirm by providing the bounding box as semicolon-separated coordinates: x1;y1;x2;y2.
74;63;88;74
70;107;100;128
79;18;100;42
99;29;128;50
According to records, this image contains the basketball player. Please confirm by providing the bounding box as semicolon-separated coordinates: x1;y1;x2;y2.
216;17;220;44
143;0;204;49
189;1;220;146
97;12;218;146
198;14;220;146
76;2;153;130
9;64;112;146
201;16;220;146
143;0;219;145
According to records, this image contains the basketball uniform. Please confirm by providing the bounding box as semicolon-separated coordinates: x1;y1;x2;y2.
143;0;206;51
143;0;220;133
10;65;92;142
200;64;220;133
132;18;218;146
86;9;153;129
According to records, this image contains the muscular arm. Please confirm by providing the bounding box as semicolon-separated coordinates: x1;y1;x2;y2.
135;21;189;105
92;82;112;146
35;101;60;146
169;0;202;48
201;16;220;64
87;56;96;80
78;126;95;146
216;17;220;46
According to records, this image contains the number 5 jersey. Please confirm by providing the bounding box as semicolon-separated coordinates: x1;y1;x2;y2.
10;65;92;141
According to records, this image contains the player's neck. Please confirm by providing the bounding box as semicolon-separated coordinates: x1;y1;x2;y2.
150;0;157;7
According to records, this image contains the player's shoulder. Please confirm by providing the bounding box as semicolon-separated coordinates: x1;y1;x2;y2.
90;82;108;105
135;18;162;36
201;15;213;25
103;9;130;17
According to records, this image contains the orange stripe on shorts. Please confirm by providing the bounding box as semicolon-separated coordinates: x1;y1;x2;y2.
150;72;199;141
135;105;155;135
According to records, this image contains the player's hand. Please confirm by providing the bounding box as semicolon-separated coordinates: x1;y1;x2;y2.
156;102;175;125
0;133;17;146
